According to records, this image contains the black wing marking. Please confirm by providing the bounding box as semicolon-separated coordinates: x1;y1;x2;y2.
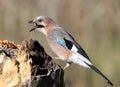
64;32;113;86
63;38;73;50
64;32;91;62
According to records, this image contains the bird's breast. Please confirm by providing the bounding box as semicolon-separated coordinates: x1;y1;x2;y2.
47;38;72;60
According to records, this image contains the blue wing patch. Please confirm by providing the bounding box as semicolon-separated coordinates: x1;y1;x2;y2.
53;36;66;47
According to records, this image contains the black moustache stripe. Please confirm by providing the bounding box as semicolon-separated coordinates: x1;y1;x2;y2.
37;25;44;28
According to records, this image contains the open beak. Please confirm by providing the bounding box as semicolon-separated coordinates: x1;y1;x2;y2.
28;20;37;32
28;20;45;32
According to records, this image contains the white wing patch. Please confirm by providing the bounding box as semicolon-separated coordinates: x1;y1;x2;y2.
70;45;78;53
68;44;93;68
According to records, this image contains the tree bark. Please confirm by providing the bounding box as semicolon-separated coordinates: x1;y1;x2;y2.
0;39;65;87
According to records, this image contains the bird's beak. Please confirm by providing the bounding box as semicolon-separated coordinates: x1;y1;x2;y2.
28;20;33;23
28;19;45;32
28;20;37;32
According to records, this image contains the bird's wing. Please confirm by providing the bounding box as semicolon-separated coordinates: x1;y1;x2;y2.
52;29;114;86
65;33;90;59
52;29;91;62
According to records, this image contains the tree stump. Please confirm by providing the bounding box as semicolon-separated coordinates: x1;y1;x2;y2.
0;39;65;87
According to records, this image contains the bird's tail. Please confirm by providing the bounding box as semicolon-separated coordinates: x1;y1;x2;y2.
72;54;113;86
86;64;113;86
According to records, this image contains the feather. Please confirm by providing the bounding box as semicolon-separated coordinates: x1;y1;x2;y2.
66;33;91;61
53;36;66;48
52;28;91;62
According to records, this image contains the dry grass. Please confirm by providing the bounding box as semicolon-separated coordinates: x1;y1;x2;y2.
0;0;120;87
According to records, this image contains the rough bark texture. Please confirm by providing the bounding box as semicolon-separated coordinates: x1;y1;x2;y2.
0;39;65;87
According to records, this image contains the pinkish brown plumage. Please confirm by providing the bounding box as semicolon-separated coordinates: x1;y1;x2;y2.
28;16;113;86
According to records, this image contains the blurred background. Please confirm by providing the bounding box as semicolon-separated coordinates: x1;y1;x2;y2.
0;0;120;87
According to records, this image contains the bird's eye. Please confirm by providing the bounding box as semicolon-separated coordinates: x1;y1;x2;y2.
38;19;42;22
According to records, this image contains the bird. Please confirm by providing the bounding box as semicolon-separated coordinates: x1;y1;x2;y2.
28;16;113;86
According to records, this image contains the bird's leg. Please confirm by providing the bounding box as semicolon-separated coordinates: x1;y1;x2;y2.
63;63;71;70
52;57;71;70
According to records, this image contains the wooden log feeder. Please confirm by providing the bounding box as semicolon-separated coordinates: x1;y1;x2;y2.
0;39;65;87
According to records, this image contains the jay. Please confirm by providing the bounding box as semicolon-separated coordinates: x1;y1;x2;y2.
28;16;113;86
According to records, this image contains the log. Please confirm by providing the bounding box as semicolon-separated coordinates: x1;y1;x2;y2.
0;39;65;87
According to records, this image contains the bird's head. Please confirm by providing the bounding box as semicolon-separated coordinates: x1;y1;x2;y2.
28;16;57;34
